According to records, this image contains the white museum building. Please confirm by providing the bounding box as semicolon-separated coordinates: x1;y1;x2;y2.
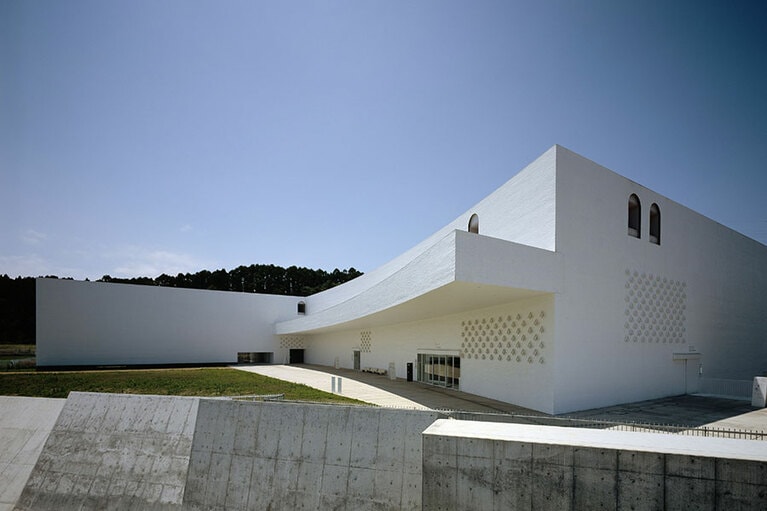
37;145;767;414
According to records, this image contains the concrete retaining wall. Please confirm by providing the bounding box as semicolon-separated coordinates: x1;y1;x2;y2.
0;397;65;511
13;393;439;511
184;400;440;510
422;419;767;511
12;393;767;510
15;393;199;511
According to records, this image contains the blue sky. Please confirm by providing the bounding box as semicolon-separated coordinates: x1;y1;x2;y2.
2;1;766;280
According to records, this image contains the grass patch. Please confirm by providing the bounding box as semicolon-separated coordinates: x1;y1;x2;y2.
0;344;35;357
0;367;366;404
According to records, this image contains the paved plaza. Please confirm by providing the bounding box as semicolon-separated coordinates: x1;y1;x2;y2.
233;364;767;431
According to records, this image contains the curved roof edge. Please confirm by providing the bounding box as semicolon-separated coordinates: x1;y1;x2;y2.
276;231;561;335
302;145;559;316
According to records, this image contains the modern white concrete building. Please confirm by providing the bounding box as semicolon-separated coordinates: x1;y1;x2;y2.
37;145;767;414
37;280;299;366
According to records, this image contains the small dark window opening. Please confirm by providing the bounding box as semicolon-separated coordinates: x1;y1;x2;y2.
650;203;660;245
468;214;479;234
237;352;273;364
297;301;306;314
628;194;641;238
289;349;304;364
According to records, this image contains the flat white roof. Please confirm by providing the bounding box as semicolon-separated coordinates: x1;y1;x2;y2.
424;419;767;462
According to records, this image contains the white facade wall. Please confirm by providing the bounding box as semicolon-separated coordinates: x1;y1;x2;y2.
300;146;766;414
453;231;562;292
551;147;767;413
37;279;299;367
304;294;556;413
458;295;555;413
34;145;767;415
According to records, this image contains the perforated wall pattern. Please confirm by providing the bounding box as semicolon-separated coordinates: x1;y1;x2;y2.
461;310;547;365
624;269;686;344
279;335;306;349
360;330;372;353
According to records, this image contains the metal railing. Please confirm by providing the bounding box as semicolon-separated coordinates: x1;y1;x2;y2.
444;410;767;440
698;378;753;399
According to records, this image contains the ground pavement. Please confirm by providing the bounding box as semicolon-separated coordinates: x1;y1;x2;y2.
233;364;767;431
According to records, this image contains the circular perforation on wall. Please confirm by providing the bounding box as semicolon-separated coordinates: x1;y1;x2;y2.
360;330;372;353
279;336;306;349
461;309;548;365
624;269;686;344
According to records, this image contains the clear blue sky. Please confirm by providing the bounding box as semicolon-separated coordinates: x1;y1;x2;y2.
2;1;766;280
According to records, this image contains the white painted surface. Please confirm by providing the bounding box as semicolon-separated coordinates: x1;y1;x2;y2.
303;294;556;413
37;279;299;366
276;230;561;335
550;147;767;413
295;145;767;414
232;365;429;409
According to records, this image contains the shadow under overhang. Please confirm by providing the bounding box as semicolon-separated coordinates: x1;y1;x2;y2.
289;281;553;334
278;282;553;334
276;230;561;335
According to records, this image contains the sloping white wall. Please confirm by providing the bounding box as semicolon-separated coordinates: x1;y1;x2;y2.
301;146;557;316
551;146;767;413
277;230;458;334
37;279;300;366
278;229;562;335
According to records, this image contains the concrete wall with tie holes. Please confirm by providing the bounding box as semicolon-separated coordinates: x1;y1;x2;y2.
9;392;767;510
13;393;440;511
422;419;767;511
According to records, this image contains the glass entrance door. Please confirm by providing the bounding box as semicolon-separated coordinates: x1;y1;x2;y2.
417;354;460;389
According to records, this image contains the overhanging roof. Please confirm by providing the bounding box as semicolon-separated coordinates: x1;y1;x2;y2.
276;230;561;335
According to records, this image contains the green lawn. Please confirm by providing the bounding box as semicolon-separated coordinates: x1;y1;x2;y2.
0;367;366;404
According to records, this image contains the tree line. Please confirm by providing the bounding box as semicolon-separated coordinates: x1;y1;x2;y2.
99;264;362;296
0;265;362;344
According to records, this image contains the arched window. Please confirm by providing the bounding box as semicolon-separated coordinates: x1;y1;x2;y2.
468;214;479;234
628;194;641;238
649;203;660;245
297;301;306;314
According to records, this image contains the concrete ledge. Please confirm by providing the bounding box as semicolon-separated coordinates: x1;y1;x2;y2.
423;420;767;511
